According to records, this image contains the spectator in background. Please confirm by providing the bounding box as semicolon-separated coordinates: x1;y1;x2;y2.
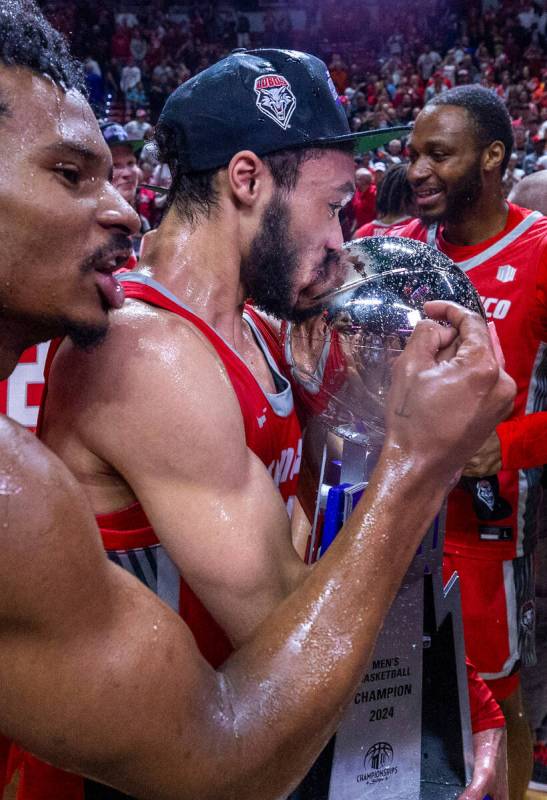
100;123;150;257
110;21;131;62
125;108;153;141
120;56;141;95
417;43;442;82
329;52;349;94
502;152;525;196
371;161;386;185
425;71;449;102
353;163;413;238
126;80;148;113
523;134;546;173
346;167;377;236
130;28;147;63
385;138;404;165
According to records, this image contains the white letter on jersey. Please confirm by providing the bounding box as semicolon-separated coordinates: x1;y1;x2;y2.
6;343;48;427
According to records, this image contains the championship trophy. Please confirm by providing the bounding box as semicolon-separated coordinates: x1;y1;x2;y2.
287;237;485;800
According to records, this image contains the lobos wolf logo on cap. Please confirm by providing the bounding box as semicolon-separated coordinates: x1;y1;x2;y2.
254;74;296;130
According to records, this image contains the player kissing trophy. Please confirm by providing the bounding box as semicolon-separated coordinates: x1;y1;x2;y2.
286;237;484;800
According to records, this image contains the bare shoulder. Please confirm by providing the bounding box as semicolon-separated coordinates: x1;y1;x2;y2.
0;414;78;514
0;415;108;623
44;299;248;477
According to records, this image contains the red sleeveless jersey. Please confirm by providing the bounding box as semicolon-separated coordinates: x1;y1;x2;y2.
17;274;302;800
399;205;547;560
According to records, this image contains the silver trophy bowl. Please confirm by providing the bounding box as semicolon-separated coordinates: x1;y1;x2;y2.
289;237;485;447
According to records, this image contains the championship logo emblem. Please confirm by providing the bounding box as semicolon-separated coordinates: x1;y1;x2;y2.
364;741;394;771
254;74;296;130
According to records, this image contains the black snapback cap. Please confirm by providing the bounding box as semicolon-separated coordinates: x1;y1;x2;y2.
159;49;411;173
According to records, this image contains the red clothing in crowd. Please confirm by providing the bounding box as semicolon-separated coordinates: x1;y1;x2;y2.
349;184;377;229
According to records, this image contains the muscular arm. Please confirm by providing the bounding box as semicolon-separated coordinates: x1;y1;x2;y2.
42;303;307;647
1;304;515;800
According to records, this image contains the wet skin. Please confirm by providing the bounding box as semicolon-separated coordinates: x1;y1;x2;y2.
0;67;514;799
0;67;139;376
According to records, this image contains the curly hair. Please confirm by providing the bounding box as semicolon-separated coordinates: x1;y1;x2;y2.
0;0;85;102
375;164;412;217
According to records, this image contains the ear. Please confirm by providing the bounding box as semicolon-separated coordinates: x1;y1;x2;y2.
227;150;270;208
482;140;505;174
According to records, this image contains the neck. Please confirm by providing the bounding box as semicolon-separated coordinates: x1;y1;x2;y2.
0;317;42;382
136;206;248;348
441;190;509;247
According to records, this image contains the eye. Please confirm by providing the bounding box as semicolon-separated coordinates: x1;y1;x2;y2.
54;163;81;186
431;152;448;162
328;203;343;219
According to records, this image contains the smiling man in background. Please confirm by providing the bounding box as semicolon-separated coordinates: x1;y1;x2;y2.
399;84;547;800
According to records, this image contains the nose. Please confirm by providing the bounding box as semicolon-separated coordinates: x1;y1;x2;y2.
326;217;344;253
97;181;141;236
407;155;430;185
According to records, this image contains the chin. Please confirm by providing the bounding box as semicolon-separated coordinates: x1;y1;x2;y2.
63;316;109;350
417;206;446;226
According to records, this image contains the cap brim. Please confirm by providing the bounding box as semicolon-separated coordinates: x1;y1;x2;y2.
140;182;169;195
310;125;412;155
108;139;144;154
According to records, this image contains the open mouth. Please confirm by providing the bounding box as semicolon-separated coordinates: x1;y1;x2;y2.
93;251;131;310
413;186;444;207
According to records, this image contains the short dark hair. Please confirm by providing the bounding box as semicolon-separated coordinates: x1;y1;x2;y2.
428;85;513;174
155;120;354;224
376;164;412;217
0;0;85;109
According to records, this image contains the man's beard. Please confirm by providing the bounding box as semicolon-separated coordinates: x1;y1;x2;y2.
418;157;483;227
241;192;340;323
44;233;132;351
62;318;107;350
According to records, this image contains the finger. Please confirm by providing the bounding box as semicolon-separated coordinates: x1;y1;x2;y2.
456;773;489;800
424;301;492;361
404;318;458;364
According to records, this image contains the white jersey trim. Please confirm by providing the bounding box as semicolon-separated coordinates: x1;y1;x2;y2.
426;211;543;271
283;321;332;396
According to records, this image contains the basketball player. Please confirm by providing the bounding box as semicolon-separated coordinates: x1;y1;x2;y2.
31;43;509;800
400;85;547;799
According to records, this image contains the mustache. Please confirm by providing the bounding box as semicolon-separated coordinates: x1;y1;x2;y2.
79;234;133;274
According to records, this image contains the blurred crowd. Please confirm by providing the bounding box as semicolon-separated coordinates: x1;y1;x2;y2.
37;0;546;223
37;0;546;231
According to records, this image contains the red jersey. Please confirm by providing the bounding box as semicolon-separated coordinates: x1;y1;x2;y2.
354;216;412;239
0;344;47;429
399;204;547;560
17;273;302;800
38;273;303;660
